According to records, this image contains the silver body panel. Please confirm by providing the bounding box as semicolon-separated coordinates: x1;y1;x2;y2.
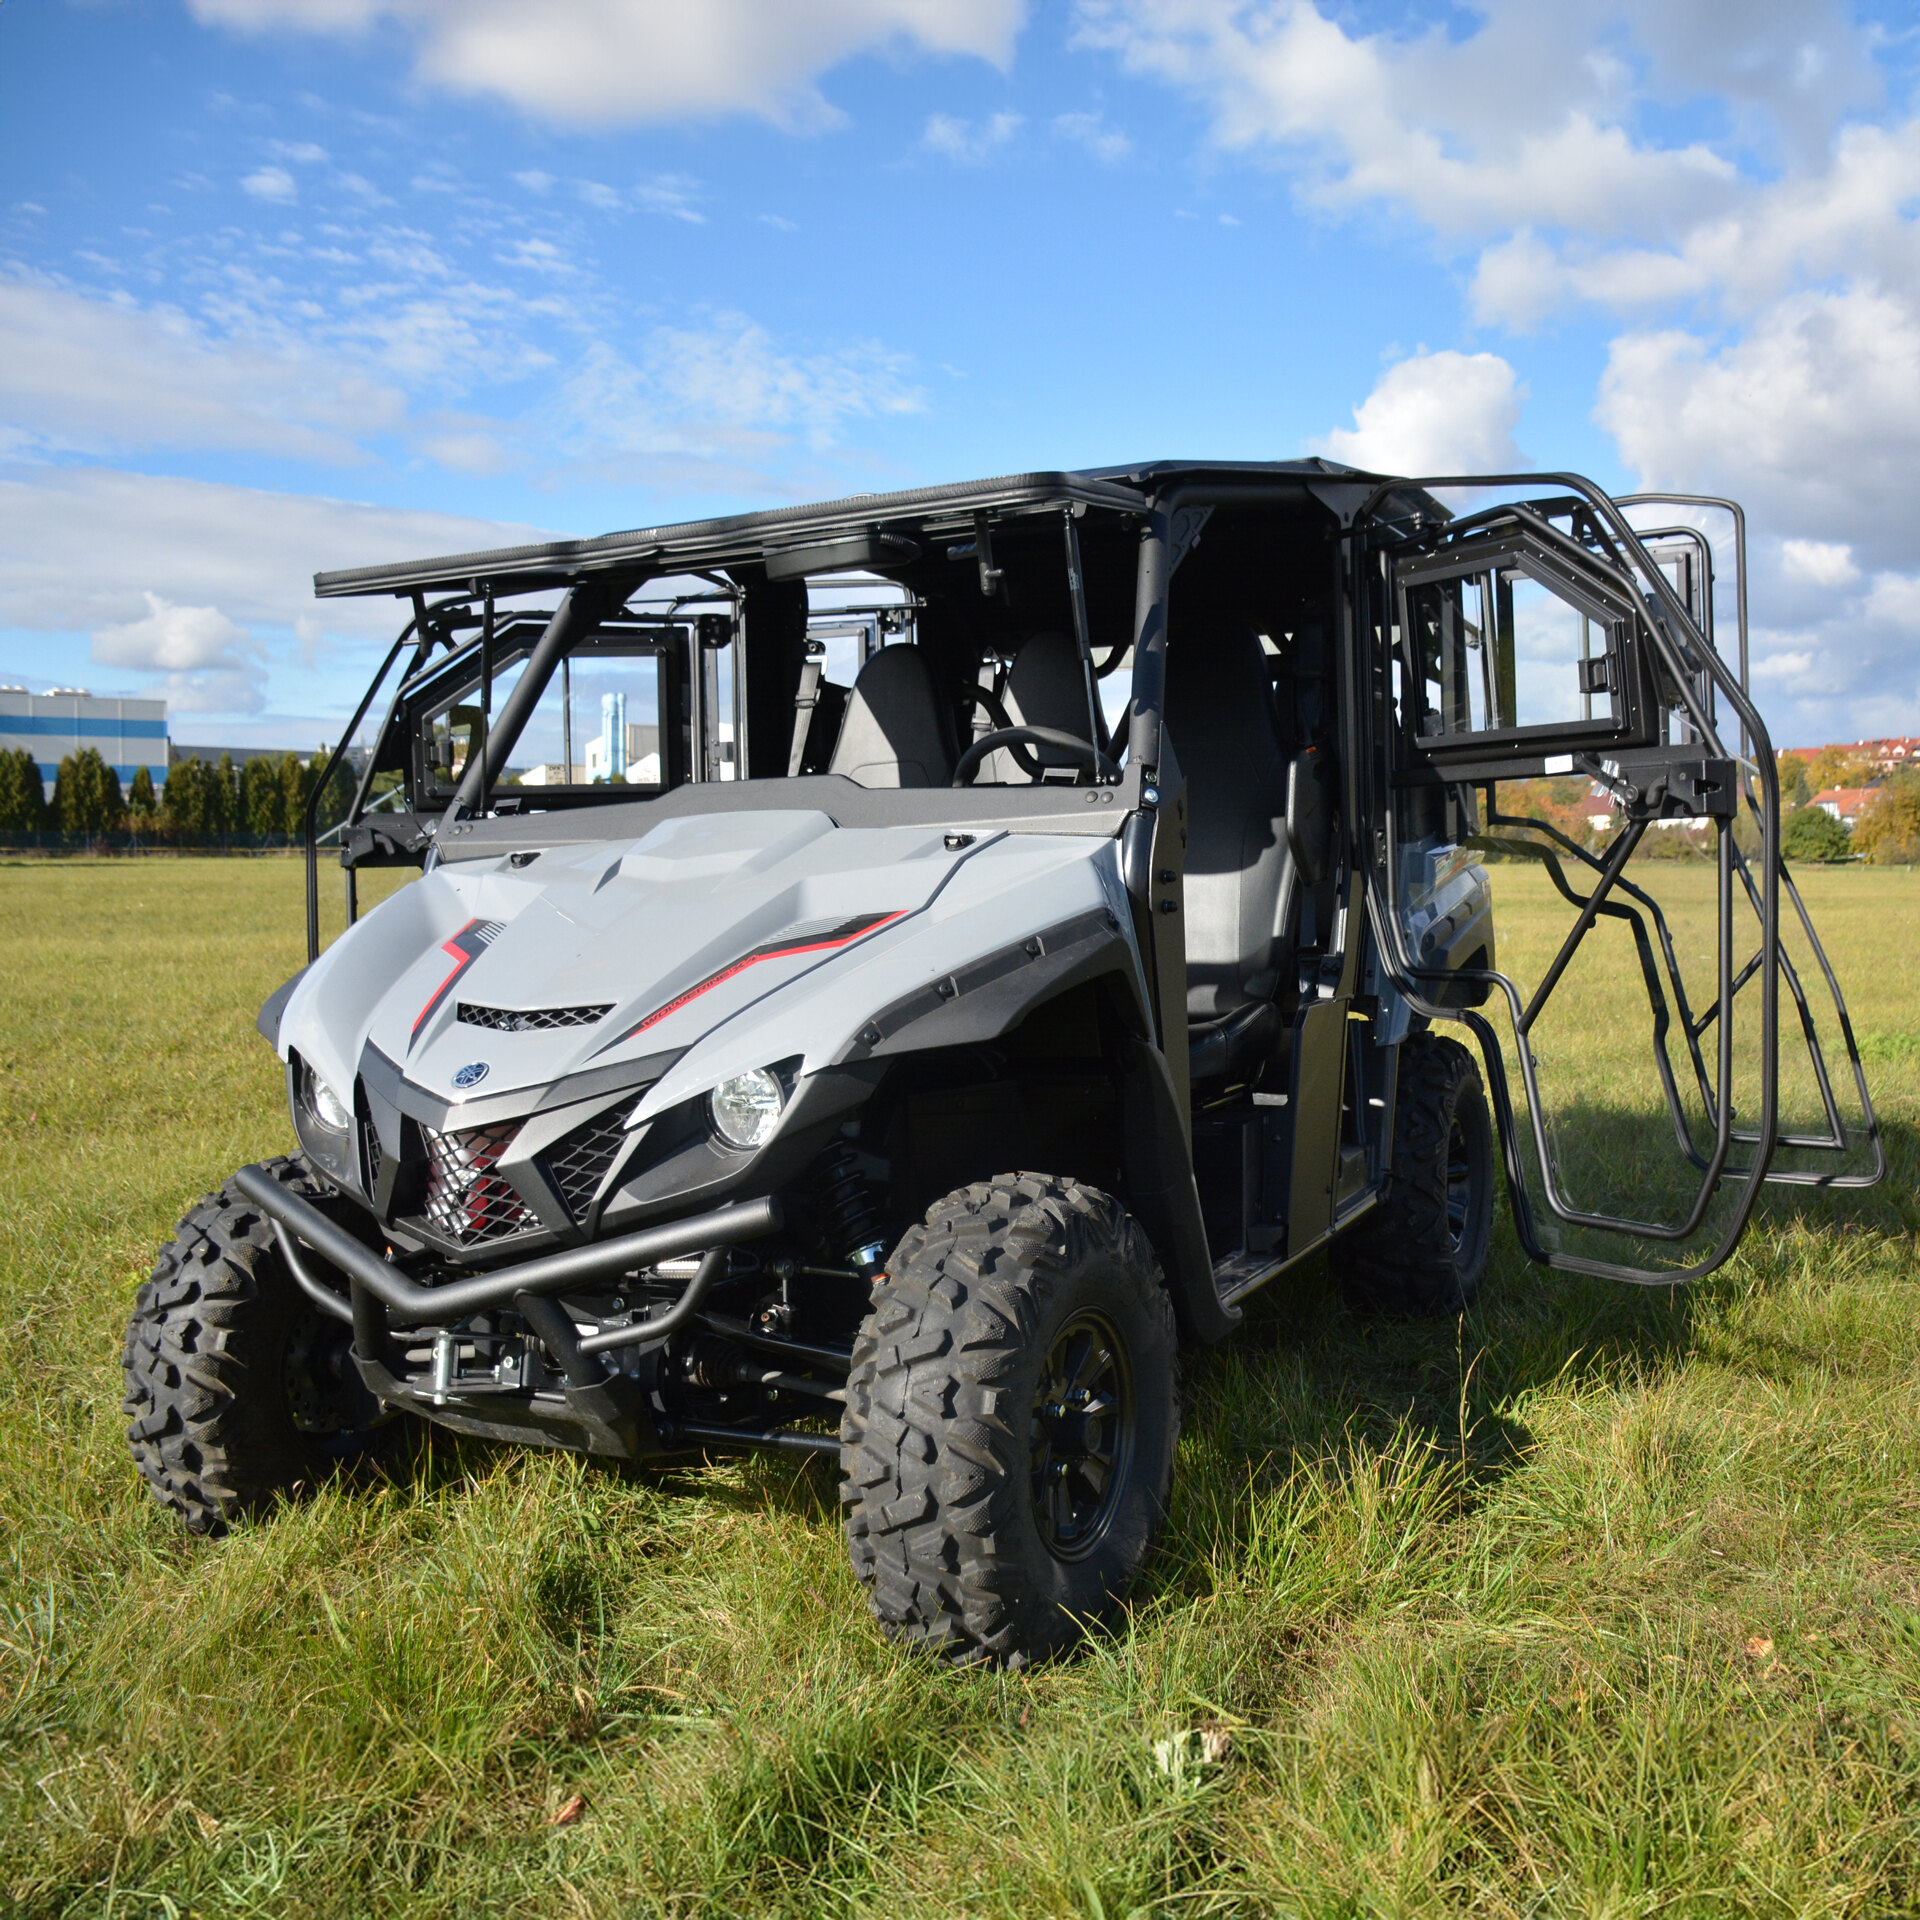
280;804;1142;1149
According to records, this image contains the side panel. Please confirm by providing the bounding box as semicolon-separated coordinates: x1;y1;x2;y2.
1285;999;1348;1252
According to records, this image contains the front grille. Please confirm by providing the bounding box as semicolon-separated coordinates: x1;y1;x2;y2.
361;1114;383;1192
543;1109;631;1224
419;1120;536;1245
457;1002;613;1033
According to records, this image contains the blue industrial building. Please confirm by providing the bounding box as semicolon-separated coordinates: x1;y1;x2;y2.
0;687;169;791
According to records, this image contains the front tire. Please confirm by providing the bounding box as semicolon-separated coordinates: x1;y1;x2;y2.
1333;1032;1495;1316
124;1155;399;1534
839;1174;1179;1667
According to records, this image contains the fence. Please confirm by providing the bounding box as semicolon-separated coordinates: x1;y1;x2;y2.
0;831;309;857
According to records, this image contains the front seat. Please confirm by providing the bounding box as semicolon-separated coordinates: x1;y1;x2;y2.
980;631;1097;783
1162;627;1299;1082
826;643;953;788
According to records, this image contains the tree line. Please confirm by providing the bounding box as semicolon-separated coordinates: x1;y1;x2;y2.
1776;752;1920;865
0;747;356;836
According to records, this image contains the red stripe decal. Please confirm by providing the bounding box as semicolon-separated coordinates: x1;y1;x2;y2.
410;919;501;1045
617;910;907;1042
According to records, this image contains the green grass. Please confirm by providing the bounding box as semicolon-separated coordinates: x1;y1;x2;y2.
1;856;1916;1918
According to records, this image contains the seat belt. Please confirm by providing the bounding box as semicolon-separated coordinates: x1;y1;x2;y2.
788;639;826;776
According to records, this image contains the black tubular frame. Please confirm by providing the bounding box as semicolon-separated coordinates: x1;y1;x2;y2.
239;1162;781;1324
1350;470;1878;1286
302;608;426;963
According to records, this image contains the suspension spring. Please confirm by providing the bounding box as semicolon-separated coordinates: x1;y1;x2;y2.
815;1140;886;1275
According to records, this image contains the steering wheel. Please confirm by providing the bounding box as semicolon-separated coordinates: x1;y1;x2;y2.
959;683;1042;780
952;726;1122;787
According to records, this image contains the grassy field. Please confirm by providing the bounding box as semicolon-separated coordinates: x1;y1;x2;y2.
1;855;1916;1918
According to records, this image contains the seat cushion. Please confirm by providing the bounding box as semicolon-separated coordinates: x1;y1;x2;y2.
1188;998;1279;1084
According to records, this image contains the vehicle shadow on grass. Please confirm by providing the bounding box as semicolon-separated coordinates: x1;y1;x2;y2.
1503;1096;1914;1245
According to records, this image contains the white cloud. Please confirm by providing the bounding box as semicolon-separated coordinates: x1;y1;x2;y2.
1053;110;1129;162
1068;3;1920;747
575;179;624;212
91;592;267;713
0;467;550;720
1471;123;1920;331
1597;284;1920;566
94;591;254;673
269;140;330;164
560;314;925;469
634;174;706;223
241;165;299;203
1314;350;1527;476
1074;1;1747;239
923;110;1022;163
0;467;546;642
512;169;555;194
1780;540;1859;589
0;276;405;463
190;0;1027;129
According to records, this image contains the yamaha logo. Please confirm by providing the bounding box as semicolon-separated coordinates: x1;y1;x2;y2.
452;1061;490;1089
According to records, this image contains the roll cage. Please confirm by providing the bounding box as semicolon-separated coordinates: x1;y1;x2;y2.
302;460;1881;1294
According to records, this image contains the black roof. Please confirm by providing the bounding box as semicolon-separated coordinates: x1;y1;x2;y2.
312;457;1381;600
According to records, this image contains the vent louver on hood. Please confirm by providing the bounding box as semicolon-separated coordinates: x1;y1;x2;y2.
457;1002;613;1033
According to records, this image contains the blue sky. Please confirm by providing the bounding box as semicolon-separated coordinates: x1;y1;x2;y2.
3;0;1918;751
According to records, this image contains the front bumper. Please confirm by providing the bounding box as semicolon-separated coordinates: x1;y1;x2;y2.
235;1166;835;1461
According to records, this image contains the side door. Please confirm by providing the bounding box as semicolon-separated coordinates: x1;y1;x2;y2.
1356;481;1880;1286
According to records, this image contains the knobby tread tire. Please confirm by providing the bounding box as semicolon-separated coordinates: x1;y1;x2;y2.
123;1155;395;1535
839;1172;1178;1668
1332;1032;1494;1317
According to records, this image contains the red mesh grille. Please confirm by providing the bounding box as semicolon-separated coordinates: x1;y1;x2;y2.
420;1121;535;1245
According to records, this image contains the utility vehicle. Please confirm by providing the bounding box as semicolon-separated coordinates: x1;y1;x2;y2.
125;460;1881;1665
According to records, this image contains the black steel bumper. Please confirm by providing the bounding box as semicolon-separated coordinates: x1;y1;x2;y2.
234;1164;834;1461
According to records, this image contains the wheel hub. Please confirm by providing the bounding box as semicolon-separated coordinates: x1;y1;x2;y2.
1029;1310;1134;1561
284;1309;364;1435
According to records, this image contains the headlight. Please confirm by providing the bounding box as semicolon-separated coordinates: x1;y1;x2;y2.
306;1068;352;1134
708;1068;786;1150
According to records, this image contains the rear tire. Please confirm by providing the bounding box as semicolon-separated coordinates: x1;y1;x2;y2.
124;1155;399;1535
1333;1032;1494;1316
840;1174;1178;1667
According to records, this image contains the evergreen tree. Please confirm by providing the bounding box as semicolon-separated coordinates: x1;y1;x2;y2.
163;756;211;833
280;752;313;836
0;748;47;829
241;754;284;834
128;764;158;820
213;753;240;833
51;748;124;831
311;745;356;835
0;744;47;829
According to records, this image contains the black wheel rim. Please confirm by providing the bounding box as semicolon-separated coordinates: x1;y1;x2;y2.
284;1307;368;1438
1446;1108;1477;1255
1029;1310;1134;1561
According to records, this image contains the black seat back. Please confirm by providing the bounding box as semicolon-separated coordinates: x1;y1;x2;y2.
981;631;1094;783
826;644;953;789
1163;628;1298;1018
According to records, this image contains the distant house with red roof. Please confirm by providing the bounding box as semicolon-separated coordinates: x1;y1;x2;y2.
1782;737;1920;775
1813;787;1877;826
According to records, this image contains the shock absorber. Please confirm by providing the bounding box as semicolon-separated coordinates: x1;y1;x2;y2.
815;1139;887;1279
